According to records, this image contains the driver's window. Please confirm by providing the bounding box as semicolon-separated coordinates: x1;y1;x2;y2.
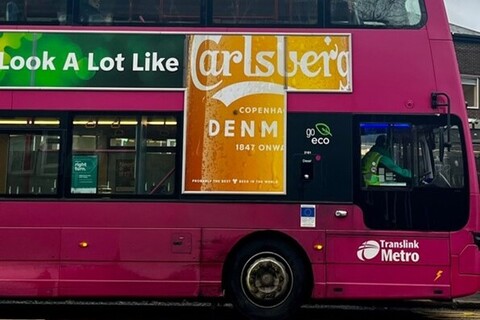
360;122;463;189
360;122;412;188
357;116;468;231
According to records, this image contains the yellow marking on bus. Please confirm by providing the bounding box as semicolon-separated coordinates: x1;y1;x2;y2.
434;270;443;281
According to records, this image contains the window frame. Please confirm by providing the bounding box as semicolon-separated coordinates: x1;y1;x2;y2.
0;127;64;197
67;112;180;199
354;114;469;231
0;0;427;29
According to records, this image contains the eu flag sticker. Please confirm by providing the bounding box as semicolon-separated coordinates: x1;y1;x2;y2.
300;204;316;228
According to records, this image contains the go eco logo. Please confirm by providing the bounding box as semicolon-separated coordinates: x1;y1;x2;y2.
305;123;332;145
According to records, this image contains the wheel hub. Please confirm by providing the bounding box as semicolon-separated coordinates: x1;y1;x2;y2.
244;256;290;302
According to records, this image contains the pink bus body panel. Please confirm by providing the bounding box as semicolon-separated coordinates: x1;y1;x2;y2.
0;0;478;304
0;202;326;298
0;200;478;299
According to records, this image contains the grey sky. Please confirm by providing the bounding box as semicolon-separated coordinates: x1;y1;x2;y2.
444;0;480;32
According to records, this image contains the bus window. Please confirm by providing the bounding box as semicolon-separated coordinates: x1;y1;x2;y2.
5;133;60;195
281;0;318;24
79;0;112;24
360;121;464;190
357;116;468;231
2;0;25;22
212;0;318;25
0;117;60;196
0;0;428;27
329;0;423;27
212;0;276;24
71;114;177;196
439;125;465;188
1;0;67;24
81;0;202;25
360;122;413;188
158;0;200;24
25;0;65;23
142;116;177;195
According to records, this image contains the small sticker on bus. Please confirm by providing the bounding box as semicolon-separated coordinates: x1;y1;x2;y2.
300;204;316;228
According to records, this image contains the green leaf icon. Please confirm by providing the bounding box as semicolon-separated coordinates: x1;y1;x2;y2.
315;123;332;136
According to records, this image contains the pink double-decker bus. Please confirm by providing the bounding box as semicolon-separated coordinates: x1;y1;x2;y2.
0;0;478;319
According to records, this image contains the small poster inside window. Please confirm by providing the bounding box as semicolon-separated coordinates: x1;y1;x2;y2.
71;155;98;193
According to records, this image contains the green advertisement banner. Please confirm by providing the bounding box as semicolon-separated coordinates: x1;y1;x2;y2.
71;155;98;194
0;32;185;89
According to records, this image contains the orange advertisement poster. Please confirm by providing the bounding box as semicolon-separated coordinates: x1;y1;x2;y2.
183;34;351;194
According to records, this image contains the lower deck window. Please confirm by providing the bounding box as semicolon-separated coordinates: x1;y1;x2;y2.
0;116;60;195
71;115;177;196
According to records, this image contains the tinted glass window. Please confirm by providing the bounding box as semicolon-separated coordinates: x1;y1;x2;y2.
329;0;423;27
356;115;468;232
212;0;318;25
0;116;61;196
0;0;66;24
93;0;201;25
71;114;177;196
0;0;426;28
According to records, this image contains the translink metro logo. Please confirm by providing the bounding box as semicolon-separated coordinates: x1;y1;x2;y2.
357;240;420;263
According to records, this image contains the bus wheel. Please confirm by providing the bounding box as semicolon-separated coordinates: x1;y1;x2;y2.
226;240;309;320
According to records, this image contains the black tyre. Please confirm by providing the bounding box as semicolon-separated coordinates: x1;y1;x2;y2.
226;239;310;320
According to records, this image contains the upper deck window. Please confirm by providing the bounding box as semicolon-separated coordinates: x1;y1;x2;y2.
90;0;202;25
0;0;425;28
1;0;65;24
329;0;423;27
212;0;318;25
